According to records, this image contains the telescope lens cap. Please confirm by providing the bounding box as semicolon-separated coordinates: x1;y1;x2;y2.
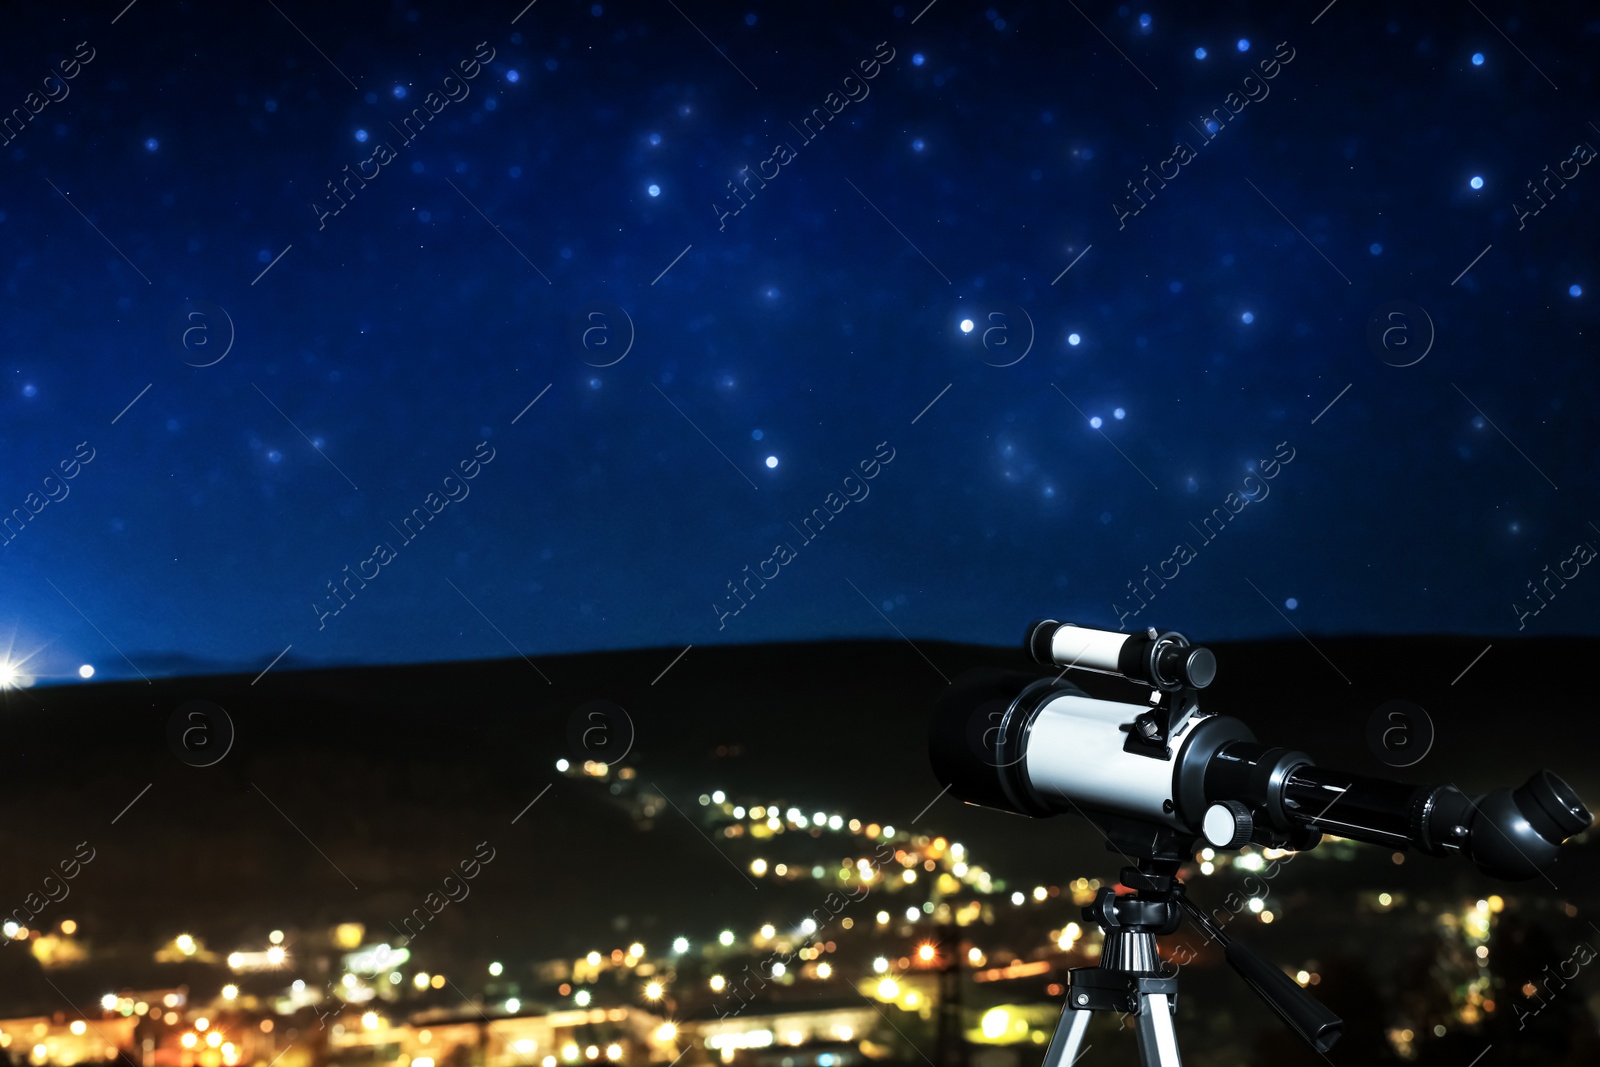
1186;647;1217;688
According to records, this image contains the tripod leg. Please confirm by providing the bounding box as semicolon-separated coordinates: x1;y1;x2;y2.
1131;992;1182;1067
1040;999;1093;1067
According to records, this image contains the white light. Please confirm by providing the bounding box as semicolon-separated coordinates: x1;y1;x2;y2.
100;994;117;1011
873;957;889;974
960;319;974;333
770;962;786;977
0;662;15;688
574;990;591;1007
905;907;919;921
1011;891;1024;905
1248;897;1265;913
79;664;95;679
765;456;778;469
672;937;689;953
981;1009;1010;1040
719;930;735;946
221;985;238;1001
798;919;816;935
489;962;503;976
1067;332;1081;346
556;759;570;772
827;815;842;830
2;922;17;937
712;790;726;804
269;930;284;944
506;998;520;1012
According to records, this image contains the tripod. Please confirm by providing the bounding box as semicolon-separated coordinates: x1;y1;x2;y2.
1040;859;1342;1067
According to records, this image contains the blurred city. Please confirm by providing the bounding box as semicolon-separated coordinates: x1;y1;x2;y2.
3;757;1596;1067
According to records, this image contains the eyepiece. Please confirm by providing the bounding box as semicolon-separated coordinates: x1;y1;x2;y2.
1468;771;1592;880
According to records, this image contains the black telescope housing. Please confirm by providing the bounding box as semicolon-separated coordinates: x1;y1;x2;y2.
929;621;1592;880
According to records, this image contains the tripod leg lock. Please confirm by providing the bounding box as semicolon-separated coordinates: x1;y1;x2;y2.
1066;968;1179;1015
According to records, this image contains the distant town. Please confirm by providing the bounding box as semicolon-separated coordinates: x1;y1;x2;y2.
1;759;1591;1067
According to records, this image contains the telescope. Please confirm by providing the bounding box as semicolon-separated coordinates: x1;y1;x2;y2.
928;621;1592;1065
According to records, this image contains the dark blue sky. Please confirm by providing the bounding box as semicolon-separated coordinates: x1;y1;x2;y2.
1;2;1595;685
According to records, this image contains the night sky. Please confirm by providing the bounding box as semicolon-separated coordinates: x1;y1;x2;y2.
1;2;1596;685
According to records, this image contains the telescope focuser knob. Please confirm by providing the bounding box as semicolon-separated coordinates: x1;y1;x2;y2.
1204;800;1255;849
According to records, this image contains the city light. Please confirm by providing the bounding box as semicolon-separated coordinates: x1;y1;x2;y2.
70;1022;86;1036
605;1045;622;1061
917;944;936;962
489;962;503;976
872;957;889;974
60;920;77;935
718;930;735;946
361;1012;379;1030
269;930;284;944
672;937;689;953
759;924;776;939
195;1019;209;1032
876;978;899;999
655;1024;676;1042
175;934;196;955
222;985;238;1000
414;973;431;989
100;995;116;1011
180;1035;198;1049
574;990;591;1007
506;998;521;1012
206;1032;223;1048
981;1008;1010;1040
815;962;832;979
709;975;726;992
644;981;663;1001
